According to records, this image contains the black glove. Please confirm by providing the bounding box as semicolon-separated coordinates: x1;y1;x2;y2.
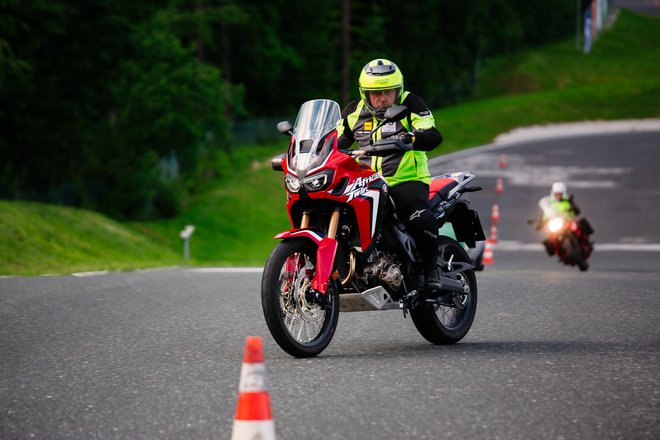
402;132;415;146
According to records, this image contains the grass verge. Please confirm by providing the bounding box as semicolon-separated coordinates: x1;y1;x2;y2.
0;201;180;276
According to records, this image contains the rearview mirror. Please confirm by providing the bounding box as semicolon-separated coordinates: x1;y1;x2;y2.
370;105;409;144
277;121;294;136
383;105;408;122
271;153;285;172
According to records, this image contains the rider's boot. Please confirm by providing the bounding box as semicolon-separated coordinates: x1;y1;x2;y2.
423;259;442;294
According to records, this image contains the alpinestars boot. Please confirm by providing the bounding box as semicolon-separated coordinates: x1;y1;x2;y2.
424;263;442;294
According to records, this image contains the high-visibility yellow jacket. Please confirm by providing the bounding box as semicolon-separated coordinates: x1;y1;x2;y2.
337;91;442;187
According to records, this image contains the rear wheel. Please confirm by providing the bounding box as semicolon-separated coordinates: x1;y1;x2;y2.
410;237;477;344
261;239;339;358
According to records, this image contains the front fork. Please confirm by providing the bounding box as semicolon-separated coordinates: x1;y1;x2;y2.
309;209;340;294
279;209;354;294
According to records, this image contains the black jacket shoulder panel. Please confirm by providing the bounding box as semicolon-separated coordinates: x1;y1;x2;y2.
337;100;360;149
401;93;430;114
341;100;360;118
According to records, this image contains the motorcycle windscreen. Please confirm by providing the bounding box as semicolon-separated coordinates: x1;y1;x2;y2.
289;99;341;175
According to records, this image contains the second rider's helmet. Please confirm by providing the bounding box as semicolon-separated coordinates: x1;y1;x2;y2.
551;181;568;199
359;58;404;119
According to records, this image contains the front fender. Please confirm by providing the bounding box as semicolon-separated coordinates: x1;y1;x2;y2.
274;228;326;243
274;228;338;294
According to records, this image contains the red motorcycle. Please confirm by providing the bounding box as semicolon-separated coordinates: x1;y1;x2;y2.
262;99;485;357
538;199;594;271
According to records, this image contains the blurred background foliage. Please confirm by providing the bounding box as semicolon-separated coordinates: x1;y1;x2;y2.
0;0;576;220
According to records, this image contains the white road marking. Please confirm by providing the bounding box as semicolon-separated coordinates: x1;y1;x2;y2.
431;152;630;188
493;240;660;252
71;271;110;277
188;267;264;273
493;119;660;144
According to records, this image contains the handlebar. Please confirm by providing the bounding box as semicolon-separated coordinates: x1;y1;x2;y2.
350;137;413;158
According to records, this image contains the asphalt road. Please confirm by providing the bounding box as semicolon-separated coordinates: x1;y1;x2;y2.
1;130;660;439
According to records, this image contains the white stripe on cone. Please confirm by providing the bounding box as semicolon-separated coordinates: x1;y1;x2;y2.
231;420;276;440
483;241;494;265
496;177;504;194
239;363;266;392
490;224;498;243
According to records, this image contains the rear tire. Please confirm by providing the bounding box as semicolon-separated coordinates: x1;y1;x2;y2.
410;237;477;344
261;239;339;358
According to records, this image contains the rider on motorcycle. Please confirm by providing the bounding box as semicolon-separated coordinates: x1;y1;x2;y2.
337;58;443;292
537;182;592;255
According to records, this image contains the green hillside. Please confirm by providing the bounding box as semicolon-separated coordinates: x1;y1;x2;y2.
437;9;660;151
0;201;179;276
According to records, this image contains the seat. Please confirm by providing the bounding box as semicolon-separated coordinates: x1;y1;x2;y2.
429;178;458;210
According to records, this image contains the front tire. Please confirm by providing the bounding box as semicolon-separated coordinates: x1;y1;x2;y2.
261;239;339;358
410;237;477;344
565;234;588;270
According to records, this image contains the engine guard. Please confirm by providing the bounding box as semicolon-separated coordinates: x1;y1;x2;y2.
274;228;338;294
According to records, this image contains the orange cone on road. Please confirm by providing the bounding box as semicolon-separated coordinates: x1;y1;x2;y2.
499;154;507;169
489;224;498;243
483;240;494;265
491;203;500;224
231;336;276;440
496;178;504;194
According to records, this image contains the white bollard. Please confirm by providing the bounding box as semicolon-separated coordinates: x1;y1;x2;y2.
180;225;195;260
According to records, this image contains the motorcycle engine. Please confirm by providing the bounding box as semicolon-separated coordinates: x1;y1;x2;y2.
361;252;403;293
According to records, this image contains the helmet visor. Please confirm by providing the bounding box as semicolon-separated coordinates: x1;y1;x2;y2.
362;87;401;112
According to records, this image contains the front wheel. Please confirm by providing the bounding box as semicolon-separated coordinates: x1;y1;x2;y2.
410;237;477;344
565;234;588;270
261;239;339;358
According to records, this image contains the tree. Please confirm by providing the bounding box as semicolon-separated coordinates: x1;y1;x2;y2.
0;0;235;219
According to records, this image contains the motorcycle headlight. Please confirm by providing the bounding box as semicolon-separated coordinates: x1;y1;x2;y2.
548;218;564;233
302;171;333;192
284;174;301;193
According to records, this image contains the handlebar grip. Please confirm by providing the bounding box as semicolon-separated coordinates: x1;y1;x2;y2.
402;132;415;145
363;139;413;156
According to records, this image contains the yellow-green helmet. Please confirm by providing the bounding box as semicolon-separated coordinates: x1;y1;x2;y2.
359;58;404;117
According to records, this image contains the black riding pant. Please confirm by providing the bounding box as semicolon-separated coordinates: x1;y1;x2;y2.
389;180;438;269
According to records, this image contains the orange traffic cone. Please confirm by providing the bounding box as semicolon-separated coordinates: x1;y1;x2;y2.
496;178;504;194
499;154;507;169
491;203;500;224
483;240;494;265
231;336;276;440
489;224;498;243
